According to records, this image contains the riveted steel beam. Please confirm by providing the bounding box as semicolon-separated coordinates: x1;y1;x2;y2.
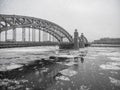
0;14;74;42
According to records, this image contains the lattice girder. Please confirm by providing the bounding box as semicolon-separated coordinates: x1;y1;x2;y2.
0;14;73;42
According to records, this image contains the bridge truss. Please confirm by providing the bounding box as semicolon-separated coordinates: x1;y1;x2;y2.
0;14;73;43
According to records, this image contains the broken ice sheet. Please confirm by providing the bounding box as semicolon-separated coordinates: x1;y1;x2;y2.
41;67;49;72
110;71;118;74
84;56;96;59
90;55;98;57
109;77;120;86
108;57;120;61
64;62;77;66
80;85;90;90
0;63;23;71
8;85;23;90
56;75;70;81
108;62;120;66
0;79;28;89
59;69;77;77
98;52;120;57
100;64;120;70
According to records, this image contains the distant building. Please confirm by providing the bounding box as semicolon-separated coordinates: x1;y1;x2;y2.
92;38;120;44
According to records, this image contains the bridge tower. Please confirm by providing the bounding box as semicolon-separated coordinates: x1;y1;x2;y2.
74;29;79;49
79;33;85;48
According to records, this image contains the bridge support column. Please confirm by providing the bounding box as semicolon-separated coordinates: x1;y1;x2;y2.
32;29;36;42
22;28;25;42
49;34;51;41
74;29;79;49
5;30;7;42
29;28;31;41
13;28;16;41
39;30;41;42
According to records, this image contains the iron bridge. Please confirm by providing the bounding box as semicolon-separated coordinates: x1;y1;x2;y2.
0;14;73;43
0;14;88;48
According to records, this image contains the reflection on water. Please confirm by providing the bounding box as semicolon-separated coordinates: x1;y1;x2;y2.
0;46;120;90
80;57;84;63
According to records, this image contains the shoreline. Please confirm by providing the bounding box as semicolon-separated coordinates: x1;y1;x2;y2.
90;44;120;47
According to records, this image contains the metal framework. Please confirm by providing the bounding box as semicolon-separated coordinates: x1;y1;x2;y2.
79;35;88;44
0;14;73;42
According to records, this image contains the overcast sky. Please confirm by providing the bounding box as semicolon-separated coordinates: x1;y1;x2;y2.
0;0;120;41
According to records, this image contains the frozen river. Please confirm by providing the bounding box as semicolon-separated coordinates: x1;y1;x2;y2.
0;46;120;90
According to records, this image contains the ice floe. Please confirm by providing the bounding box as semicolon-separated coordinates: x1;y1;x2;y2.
110;71;118;74
100;64;120;70
64;62;77;66
0;79;28;89
80;85;90;90
109;77;120;86
41;67;49;72
55;76;70;81
84;56;96;59
99;72;104;75
108;62;120;66
90;55;98;57
98;52;120;57
59;69;77;77
0;63;23;71
108;57;120;61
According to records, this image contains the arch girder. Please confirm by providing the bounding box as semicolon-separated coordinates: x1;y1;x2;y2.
80;36;88;44
0;14;73;42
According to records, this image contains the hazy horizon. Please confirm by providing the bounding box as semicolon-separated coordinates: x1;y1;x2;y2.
0;0;120;42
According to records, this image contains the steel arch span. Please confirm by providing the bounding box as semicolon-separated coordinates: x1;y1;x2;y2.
0;14;73;42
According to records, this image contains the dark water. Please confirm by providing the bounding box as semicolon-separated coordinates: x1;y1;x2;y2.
0;46;120;90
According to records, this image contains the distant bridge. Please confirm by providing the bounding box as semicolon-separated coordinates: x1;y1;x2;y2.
0;14;88;49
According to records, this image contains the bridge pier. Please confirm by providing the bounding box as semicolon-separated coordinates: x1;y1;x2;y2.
22;28;25;42
13;28;16;41
60;30;88;49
